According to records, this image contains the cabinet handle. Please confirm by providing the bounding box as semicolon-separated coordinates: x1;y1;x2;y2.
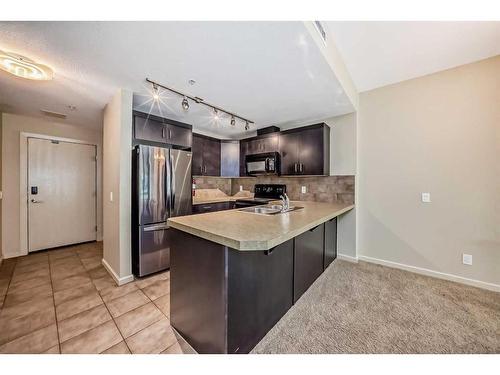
202;206;212;209
200;166;203;174
168;129;172;139
204;165;207;173
264;246;276;256
294;163;298;173
299;163;303;173
162;128;166;138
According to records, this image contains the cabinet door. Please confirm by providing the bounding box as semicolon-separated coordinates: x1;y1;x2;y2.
203;138;221;176
227;239;294;354
262;134;279;153
192;203;216;214
293;224;325;303
279;131;299;175
324;218;337;269
192;134;204;176
134;116;167;143
246;139;261;154
298;126;325;175
167;123;192;149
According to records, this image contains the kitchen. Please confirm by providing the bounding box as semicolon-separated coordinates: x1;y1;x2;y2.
0;16;499;366
130;104;355;352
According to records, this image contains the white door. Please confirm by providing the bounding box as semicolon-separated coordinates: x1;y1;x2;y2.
28;138;97;252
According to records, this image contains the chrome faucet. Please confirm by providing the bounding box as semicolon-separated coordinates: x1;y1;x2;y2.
280;193;290;212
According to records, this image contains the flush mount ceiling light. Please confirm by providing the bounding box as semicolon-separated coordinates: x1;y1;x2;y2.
146;78;254;130
0;50;54;80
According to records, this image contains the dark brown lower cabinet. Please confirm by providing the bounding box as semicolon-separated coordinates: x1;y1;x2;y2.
227;241;294;354
170;220;338;354
324;217;337;269
192;201;234;214
170;229;293;354
293;224;325;303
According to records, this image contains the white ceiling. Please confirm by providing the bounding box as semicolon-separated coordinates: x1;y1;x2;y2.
326;21;500;92
0;22;354;138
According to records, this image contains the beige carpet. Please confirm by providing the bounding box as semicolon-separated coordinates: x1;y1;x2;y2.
252;260;500;354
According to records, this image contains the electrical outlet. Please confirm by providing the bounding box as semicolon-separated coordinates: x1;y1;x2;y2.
301;186;307;194
421;192;431;203
239;185;243;192
462;254;472;266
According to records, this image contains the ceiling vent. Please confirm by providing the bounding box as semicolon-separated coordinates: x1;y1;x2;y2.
40;109;67;119
314;21;327;44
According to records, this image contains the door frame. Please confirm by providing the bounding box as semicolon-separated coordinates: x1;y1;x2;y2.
20;132;98;255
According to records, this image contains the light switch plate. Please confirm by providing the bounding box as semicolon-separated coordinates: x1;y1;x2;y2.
462;254;472;265
421;192;431;203
301;186;307;194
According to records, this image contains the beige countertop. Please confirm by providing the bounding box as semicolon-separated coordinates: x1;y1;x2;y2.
168;201;354;251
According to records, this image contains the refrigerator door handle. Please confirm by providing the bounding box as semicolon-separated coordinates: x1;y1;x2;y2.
164;150;170;216
170;152;176;213
143;223;170;232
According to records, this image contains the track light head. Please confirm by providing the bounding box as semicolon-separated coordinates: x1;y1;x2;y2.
152;83;159;101
245;121;249;131
230;116;236;126
181;96;189;111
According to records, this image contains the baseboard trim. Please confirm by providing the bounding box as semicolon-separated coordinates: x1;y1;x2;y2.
358;255;500;293
337;253;359;263
101;258;134;286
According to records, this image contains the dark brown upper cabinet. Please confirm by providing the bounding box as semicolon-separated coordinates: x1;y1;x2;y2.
192;133;221;176
133;111;192;149
279;123;330;176
239;133;280;176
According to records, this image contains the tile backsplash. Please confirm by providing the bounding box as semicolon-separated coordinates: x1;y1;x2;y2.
194;175;355;204
193;177;232;196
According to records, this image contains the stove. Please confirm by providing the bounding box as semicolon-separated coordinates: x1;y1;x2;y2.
234;184;286;208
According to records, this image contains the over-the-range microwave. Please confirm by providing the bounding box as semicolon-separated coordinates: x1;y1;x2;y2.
245;152;280;176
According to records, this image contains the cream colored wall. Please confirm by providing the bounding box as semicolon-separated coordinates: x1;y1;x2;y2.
0;112;2;263
1;113;102;259
102;89;133;284
325;112;357;176
358;56;500;288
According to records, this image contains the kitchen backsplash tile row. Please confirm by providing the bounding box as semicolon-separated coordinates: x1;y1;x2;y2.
194;176;355;205
193;177;232;196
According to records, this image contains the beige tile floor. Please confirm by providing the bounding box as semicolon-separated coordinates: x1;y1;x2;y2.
0;242;194;354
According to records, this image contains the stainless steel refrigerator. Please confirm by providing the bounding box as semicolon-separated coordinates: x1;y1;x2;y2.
132;145;192;277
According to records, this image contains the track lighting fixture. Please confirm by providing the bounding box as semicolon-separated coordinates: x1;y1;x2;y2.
146;78;254;130
181;96;189;111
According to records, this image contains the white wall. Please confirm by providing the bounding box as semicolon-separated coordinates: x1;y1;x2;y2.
358;56;500;290
102;89;133;285
1;113;102;259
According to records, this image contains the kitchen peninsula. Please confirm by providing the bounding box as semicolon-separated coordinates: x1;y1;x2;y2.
167;201;354;354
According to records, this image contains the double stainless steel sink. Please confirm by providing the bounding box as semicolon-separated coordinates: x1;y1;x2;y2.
238;204;304;215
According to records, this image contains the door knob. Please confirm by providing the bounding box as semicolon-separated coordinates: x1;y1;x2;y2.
31;199;43;203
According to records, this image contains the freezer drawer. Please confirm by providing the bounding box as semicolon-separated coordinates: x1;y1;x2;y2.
135;223;171;277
